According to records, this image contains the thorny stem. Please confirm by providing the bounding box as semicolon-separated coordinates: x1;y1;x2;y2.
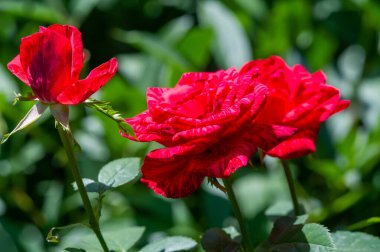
57;124;110;252
222;178;253;252
281;160;300;216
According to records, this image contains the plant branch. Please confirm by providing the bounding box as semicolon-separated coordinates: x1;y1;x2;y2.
281;160;300;216
222;178;253;252
57;124;110;252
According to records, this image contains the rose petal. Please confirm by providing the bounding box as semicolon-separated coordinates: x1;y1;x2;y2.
56;57;118;104
200;136;258;177
333;99;350;114
173;125;222;143
266;130;317;159
46;24;84;80
20;29;72;102
141;153;204;198
7;55;30;86
125;112;176;145
249;124;298;152
146;87;170;109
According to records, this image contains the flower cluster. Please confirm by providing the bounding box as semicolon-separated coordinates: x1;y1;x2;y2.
124;56;349;198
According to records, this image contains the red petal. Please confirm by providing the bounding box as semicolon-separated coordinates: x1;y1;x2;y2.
56;57;118;104
333;99;350;114
140;134;258;198
141;152;204;198
200;136;258;177
146;87;170;109
46;24;84;80
124;111;176;145
266;130;317;159
172;124;223;143
7;55;30;86
249;124;298;152
20;29;72;102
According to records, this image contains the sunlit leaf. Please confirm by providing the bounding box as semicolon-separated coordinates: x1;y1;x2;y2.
141;236;197;252
222;226;241;240
347;217;380;231
160;15;194;44
98;158;141;188
332;231;380;252
265;201;307;222
55;224;145;252
198;0;252;69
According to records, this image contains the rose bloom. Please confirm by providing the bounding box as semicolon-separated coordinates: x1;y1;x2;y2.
124;56;349;198
241;56;350;159
8;24;117;105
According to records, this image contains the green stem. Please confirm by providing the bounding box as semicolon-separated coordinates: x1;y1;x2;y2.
57;125;110;252
280;160;300;216
222;178;253;252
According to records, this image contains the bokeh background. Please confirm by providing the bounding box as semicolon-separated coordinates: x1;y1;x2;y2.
1;0;380;251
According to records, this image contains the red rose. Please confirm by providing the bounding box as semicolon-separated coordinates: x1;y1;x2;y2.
123;68;296;198
240;56;350;159
124;56;349;198
8;24;117;105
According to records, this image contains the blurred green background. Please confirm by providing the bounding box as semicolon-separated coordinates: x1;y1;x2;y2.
0;0;380;251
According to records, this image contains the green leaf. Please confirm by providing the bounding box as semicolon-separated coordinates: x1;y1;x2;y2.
0;1;66;23
140;236;197;252
1;102;48;144
265;201;307;222
347;217;380;231
222;226;241;240
160;15;194;45
64;248;84;252
71;179;110;193
234;172;289;219
57;224;145;252
98;158;141;188
103;226;145;252
332;231;380;252
0;223;18;252
112;29;192;70
201;228;240;252
198;0;252;69
256;217;335;252
84;98;135;137
177;27;214;68
71;158;140;193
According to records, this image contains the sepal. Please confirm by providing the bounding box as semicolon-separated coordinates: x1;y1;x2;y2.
1;102;48;144
50;104;70;130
